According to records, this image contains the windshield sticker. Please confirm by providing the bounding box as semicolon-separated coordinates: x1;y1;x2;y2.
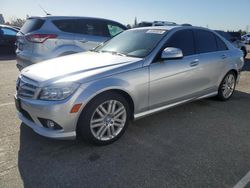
146;30;166;34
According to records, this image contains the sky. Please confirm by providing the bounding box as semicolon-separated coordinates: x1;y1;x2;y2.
1;0;249;31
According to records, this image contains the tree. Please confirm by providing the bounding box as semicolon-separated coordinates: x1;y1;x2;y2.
10;17;26;27
134;17;138;27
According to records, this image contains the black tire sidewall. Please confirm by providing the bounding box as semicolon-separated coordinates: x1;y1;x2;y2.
77;92;130;145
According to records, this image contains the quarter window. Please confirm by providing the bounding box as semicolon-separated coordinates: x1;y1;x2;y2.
215;36;228;51
166;30;195;56
107;24;124;37
194;30;217;53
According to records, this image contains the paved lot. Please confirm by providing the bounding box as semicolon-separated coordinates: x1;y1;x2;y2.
0;55;250;188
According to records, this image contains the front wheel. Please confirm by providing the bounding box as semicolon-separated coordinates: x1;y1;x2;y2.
77;92;130;145
217;72;236;101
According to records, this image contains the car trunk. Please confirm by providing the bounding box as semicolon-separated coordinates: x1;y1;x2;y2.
16;18;45;54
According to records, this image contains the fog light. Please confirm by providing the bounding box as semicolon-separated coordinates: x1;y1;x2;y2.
38;118;63;130
47;120;55;129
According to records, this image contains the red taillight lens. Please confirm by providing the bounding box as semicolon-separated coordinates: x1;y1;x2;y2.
25;34;57;43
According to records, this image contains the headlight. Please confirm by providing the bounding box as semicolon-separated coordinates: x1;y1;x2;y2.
39;83;79;101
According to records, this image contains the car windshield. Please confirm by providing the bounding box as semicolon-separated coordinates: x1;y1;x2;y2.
94;29;167;58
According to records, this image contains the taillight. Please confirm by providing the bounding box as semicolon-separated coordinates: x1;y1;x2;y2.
25;34;57;43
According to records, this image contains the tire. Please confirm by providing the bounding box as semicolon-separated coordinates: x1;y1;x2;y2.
77;91;130;145
217;71;236;101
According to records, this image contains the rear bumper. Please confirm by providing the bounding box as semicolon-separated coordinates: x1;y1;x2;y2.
16;52;46;70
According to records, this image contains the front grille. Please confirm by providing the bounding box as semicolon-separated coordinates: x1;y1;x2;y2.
16;76;38;99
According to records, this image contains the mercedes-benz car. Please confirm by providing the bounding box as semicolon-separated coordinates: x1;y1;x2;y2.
15;26;244;145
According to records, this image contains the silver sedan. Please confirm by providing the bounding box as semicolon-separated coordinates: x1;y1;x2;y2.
15;26;244;145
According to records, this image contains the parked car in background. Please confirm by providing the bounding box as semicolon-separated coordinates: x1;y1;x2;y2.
15;26;244;145
136;21;177;28
215;30;247;58
136;21;153;27
152;21;177;26
0;24;19;54
16;16;127;70
242;34;250;44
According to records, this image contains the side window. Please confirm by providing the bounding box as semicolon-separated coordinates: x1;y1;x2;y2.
81;19;109;37
166;30;195;56
53;19;78;33
53;19;109;37
2;28;17;36
194;30;217;53
107;23;125;37
215;36;228;51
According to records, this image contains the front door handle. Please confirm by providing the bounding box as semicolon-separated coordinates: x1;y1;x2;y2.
190;59;199;67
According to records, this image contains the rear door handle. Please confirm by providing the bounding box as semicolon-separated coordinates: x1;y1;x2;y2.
190;59;199;67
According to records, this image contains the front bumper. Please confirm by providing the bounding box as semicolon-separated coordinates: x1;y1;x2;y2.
18;111;76;139
15;89;84;140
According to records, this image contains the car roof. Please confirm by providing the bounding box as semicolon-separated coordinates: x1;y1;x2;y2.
27;15;124;23
130;25;209;32
0;24;19;31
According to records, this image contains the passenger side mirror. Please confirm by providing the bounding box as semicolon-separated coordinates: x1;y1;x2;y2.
161;47;183;60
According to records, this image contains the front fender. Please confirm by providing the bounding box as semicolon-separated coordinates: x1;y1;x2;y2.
74;67;149;118
76;77;135;108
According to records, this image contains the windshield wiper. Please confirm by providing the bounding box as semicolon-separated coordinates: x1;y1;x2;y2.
100;50;127;57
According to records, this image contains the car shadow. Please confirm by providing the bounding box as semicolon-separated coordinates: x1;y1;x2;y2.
18;90;250;188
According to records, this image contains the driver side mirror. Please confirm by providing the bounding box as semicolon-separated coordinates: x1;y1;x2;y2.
161;47;183;60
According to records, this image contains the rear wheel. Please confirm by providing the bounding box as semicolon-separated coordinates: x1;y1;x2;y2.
77;92;130;145
217;72;236;101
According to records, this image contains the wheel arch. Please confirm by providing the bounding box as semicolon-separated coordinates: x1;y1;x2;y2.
77;88;135;122
75;88;135;138
218;69;238;87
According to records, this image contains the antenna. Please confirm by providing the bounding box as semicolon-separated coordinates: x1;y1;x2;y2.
38;4;51;16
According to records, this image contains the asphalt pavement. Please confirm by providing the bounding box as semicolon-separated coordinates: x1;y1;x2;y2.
0;55;250;188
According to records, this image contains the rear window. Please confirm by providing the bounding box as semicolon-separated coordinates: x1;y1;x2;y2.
20;19;45;34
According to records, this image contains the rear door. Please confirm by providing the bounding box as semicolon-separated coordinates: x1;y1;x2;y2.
193;29;230;90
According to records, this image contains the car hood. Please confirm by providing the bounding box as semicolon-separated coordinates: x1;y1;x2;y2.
21;51;142;84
